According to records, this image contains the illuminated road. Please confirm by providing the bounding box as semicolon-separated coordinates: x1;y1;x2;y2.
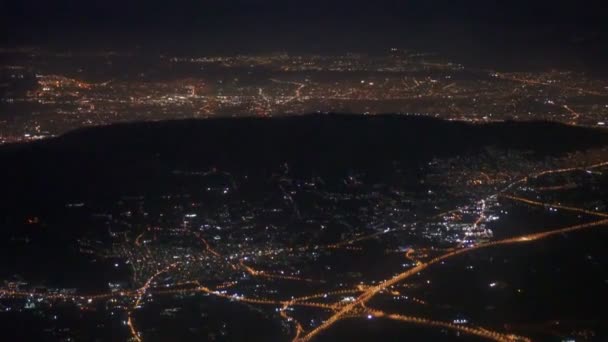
494;73;606;97
195;285;339;311
562;104;581;124
366;310;531;342
351;308;531;342
270;78;307;104
535;183;577;192
499;194;608;218
296;217;608;341
127;262;180;342
134;229;146;247
524;160;608;183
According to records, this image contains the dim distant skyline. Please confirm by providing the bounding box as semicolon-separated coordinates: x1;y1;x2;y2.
2;0;608;68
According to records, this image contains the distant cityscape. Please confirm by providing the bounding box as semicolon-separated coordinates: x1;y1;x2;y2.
2;47;608;144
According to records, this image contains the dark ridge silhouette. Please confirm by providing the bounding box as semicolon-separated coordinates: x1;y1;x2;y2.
1;114;608;215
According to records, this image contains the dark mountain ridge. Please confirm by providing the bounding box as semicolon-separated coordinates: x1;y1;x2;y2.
1;114;608;215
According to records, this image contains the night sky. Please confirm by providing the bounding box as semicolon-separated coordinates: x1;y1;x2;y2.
2;1;607;67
